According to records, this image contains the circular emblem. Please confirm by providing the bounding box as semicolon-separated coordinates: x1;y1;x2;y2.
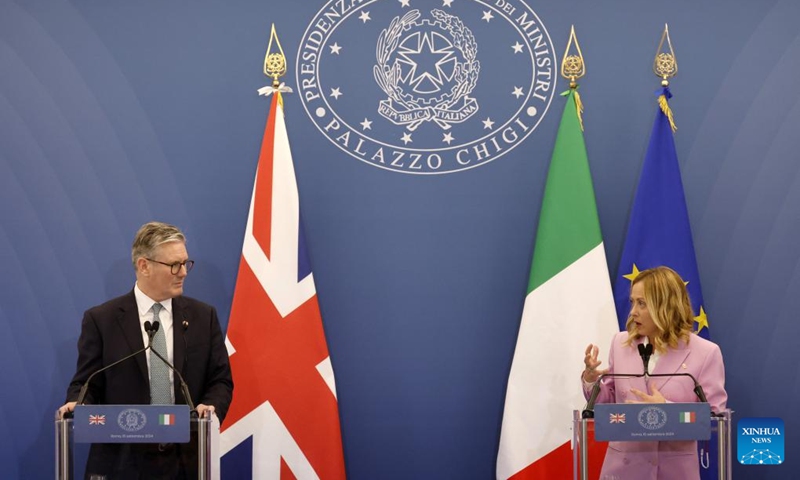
117;408;147;432
297;0;556;174
637;406;668;430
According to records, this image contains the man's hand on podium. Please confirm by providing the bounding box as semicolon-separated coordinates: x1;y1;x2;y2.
57;401;77;419
196;403;216;418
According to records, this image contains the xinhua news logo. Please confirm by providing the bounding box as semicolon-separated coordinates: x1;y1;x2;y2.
737;417;784;465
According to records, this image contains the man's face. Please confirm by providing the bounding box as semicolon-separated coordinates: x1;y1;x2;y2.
137;241;189;301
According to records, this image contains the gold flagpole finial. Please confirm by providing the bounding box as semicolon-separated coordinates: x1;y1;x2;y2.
653;23;677;87
264;24;287;88
560;25;586;130
561;25;585;89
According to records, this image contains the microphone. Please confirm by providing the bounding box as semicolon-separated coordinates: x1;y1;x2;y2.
149;321;196;412
641;370;710;404
582;371;646;418
635;342;709;405
74;321;157;407
638;343;653;375
583;343;712;417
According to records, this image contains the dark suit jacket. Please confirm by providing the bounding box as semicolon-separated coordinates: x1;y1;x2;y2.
66;291;233;479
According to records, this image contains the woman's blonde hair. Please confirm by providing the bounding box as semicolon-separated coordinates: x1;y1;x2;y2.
624;266;694;352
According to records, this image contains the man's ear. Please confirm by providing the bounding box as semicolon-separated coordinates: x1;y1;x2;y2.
135;257;149;276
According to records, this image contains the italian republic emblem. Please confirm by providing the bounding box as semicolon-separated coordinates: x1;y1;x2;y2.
374;9;480;131
297;0;556;174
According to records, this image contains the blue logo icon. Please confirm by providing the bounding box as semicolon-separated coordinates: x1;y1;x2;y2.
737;417;784;465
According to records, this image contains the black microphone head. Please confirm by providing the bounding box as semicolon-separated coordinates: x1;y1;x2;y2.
638;343;646;356
144;320;152;333
645;344;653;356
151;321;160;333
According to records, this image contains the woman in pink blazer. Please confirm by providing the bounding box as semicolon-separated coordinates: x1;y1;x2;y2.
582;266;727;480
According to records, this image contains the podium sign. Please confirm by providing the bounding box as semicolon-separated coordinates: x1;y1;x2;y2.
594;402;711;441
73;405;190;443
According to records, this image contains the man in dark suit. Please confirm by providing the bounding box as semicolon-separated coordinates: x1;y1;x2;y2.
59;221;233;479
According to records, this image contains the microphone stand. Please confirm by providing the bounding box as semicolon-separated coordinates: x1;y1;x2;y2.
72;321;158;410
583;342;713;418
148;322;197;414
70;321;197;418
582;372;646;418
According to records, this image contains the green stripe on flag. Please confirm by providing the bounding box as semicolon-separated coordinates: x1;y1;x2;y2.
528;90;603;293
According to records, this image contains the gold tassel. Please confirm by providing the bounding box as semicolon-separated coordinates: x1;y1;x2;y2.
574;89;584;131
658;94;677;131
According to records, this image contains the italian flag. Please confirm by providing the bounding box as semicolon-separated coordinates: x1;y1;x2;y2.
680;412;696;423
159;414;175;426
496;89;619;479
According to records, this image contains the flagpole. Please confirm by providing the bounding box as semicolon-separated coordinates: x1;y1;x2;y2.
562;26;593;480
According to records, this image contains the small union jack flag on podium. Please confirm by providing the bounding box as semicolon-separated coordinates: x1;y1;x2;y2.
88;415;105;425
609;413;626;424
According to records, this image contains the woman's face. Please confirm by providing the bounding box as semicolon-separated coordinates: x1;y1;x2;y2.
630;282;657;340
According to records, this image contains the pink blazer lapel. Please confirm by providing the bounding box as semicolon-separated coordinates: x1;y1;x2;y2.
648;340;690;392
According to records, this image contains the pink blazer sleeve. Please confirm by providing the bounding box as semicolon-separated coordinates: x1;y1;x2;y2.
695;340;727;413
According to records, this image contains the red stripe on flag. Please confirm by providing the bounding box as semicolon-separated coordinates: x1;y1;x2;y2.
508;433;607;479
280;457;298;480
252;95;278;259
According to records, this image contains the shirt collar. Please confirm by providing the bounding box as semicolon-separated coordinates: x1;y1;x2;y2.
134;283;173;316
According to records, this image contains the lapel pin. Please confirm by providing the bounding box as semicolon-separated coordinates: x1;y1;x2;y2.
682;363;687;369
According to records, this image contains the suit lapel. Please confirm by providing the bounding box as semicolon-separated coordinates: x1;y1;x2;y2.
173;296;186;377
649;340;690;392
117;291;149;382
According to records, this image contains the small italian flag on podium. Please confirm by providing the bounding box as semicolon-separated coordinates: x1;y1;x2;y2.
159;414;175;425
679;411;697;423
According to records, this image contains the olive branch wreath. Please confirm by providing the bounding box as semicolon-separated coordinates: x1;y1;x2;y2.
373;9;480;125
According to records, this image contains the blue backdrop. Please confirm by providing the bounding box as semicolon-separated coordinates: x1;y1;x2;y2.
1;0;798;479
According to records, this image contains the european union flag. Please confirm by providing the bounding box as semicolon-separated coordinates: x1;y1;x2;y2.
613;87;717;480
613;88;709;339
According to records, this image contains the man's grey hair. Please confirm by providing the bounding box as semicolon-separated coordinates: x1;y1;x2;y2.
131;221;186;267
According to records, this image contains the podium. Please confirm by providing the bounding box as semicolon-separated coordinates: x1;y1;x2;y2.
573;405;732;480
55;405;213;479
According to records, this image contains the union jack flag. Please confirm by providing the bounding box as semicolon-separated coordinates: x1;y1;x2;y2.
609;413;626;424
88;414;105;425
219;89;346;479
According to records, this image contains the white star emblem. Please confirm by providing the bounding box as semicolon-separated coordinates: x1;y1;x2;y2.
482;117;495;129
329;43;342;55
443;0;454;6
512;86;524;98
330;87;343;99
359;11;371;23
399;0;411;6
482;11;494;22
360;118;373;130
512;42;524;54
442;132;455;144
401;132;413;144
